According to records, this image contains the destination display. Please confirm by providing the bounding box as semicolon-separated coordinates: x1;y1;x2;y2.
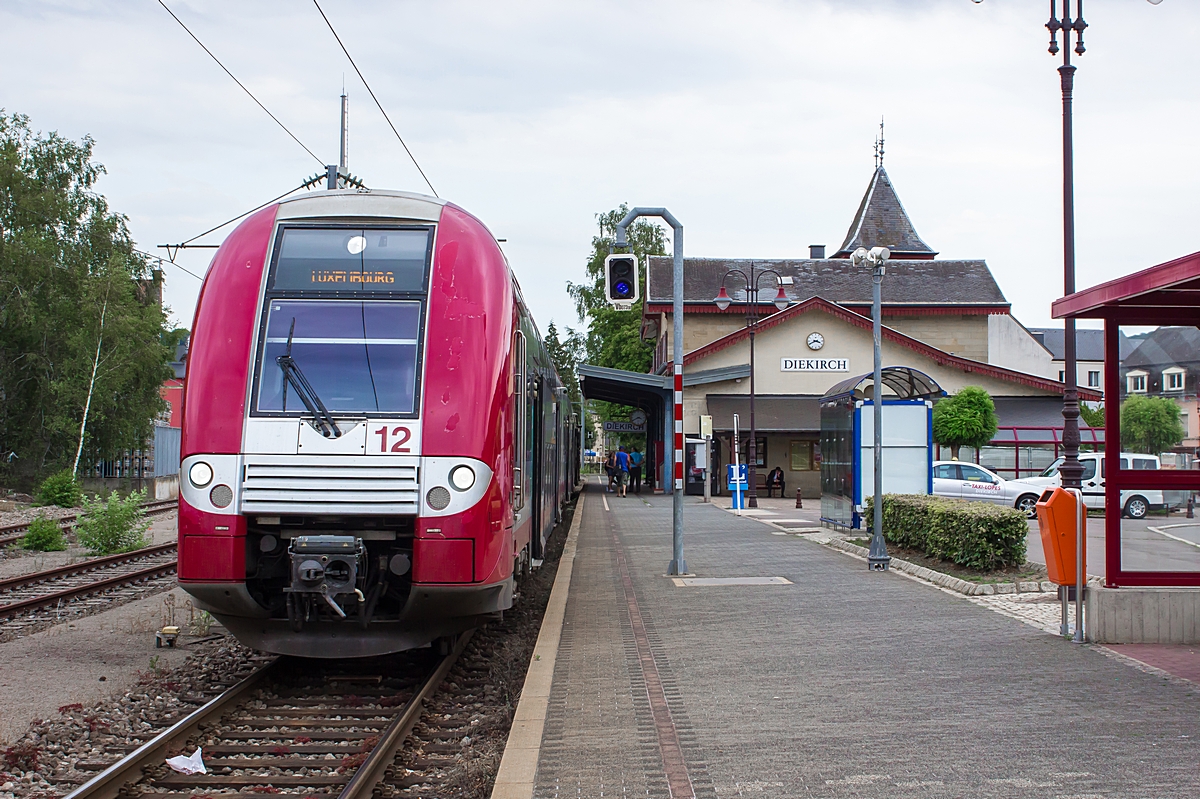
781;357;849;372
271;227;432;292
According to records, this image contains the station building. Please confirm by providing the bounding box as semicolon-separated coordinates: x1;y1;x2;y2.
583;166;1100;497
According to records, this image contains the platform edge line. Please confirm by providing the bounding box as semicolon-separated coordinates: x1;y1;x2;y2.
489;489;585;799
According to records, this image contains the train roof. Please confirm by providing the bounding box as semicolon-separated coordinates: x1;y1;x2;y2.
276;189;447;222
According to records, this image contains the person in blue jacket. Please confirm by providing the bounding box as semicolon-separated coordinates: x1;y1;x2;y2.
615;446;630;497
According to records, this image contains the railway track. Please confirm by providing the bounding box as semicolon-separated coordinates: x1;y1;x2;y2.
0;499;177;547
0;542;178;621
65;631;474;799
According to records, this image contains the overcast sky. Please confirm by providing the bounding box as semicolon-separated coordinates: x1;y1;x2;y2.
4;0;1197;338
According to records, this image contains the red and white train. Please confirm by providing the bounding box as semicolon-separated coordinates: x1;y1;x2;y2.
178;189;579;658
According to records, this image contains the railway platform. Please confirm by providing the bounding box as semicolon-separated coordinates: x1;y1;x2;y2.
493;481;1200;799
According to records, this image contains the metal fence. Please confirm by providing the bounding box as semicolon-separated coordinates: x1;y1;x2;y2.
82;424;180;480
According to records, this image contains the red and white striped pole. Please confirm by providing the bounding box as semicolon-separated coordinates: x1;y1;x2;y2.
674;362;684;492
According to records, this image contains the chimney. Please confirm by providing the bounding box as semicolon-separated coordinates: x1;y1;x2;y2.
809;244;826;259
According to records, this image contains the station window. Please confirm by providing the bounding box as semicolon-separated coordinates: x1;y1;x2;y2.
790;440;815;471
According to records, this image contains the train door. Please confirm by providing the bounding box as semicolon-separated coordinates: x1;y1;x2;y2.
530;373;545;559
553;398;562;524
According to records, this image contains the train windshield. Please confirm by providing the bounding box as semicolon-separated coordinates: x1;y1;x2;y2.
255;299;421;415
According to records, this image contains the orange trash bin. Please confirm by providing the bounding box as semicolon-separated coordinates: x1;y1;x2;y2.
1035;487;1086;586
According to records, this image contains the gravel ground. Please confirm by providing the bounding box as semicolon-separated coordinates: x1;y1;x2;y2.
0;587;212;747
0;506;78;531
0;631;260;799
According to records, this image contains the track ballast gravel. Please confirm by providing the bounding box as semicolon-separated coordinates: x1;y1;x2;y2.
3;493;574;799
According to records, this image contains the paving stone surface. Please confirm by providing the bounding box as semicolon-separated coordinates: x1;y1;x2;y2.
533;487;1200;798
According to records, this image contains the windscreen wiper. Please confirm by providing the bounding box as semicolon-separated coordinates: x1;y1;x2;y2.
276;318;340;438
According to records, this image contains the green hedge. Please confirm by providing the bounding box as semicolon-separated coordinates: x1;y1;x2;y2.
865;494;1027;571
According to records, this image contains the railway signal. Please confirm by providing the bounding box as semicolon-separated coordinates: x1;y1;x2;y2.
604;253;639;309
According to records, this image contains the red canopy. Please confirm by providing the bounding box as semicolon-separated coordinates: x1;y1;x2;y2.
1052;249;1200;588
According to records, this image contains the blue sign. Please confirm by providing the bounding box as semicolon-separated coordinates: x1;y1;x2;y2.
727;464;748;509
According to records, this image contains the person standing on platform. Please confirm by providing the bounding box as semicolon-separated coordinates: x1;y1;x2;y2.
604;452;616;492
629;448;644;494
615;446;630;497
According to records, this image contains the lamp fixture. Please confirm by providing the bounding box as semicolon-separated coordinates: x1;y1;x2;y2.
714;285;732;311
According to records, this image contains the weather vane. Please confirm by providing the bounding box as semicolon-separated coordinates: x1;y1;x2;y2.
873;117;885;169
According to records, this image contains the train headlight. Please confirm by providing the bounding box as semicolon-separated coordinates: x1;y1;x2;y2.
449;465;476;491
189;461;214;488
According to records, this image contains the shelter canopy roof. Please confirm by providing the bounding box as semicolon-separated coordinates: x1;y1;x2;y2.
821;367;945;403
1052;249;1200;323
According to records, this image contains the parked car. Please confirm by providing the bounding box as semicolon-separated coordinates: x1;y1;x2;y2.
932;461;1047;517
1020;452;1164;519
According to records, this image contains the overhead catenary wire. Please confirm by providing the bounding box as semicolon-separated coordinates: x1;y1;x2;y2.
133;248;205;281
170;182;311;251
156;0;325;168
157;182;314;263
311;0;439;197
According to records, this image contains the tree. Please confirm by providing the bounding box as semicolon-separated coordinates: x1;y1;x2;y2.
932;386;999;460
1120;395;1185;455
1080;403;1104;428
565;206;667;446
0;112;171;489
566;205;668;375
543;321;583;405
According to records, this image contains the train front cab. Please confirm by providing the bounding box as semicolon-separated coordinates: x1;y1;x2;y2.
178;192;533;658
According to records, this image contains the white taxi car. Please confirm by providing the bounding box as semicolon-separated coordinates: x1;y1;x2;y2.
932;461;1047;518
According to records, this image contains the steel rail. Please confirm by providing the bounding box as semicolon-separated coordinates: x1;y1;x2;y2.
337;629;474;799
0;542;177;594
0;500;177;546
64;631;473;799
63;659;280;799
0;559;178;619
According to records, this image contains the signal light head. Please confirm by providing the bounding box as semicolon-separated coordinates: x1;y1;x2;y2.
604;254;639;305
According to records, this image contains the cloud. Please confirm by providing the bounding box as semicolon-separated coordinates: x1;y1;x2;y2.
3;0;1196;335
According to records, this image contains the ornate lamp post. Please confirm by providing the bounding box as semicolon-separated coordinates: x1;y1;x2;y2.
852;246;891;570
973;0;1163;493
714;264;790;508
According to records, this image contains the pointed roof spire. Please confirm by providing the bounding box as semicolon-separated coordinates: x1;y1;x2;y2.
833;152;937;260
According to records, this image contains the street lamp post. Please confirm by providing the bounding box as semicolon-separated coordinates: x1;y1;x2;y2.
1046;0;1087;495
714;264;790;509
971;0;1163;490
851;246;891;571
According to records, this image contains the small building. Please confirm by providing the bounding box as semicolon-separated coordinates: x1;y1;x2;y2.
1028;327;1134;397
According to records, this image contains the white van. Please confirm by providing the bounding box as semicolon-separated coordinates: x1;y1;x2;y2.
1028;452;1163;519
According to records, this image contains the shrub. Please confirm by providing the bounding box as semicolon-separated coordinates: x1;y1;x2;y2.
22;515;68;551
35;469;82;508
866;494;1027;571
75;489;150;554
